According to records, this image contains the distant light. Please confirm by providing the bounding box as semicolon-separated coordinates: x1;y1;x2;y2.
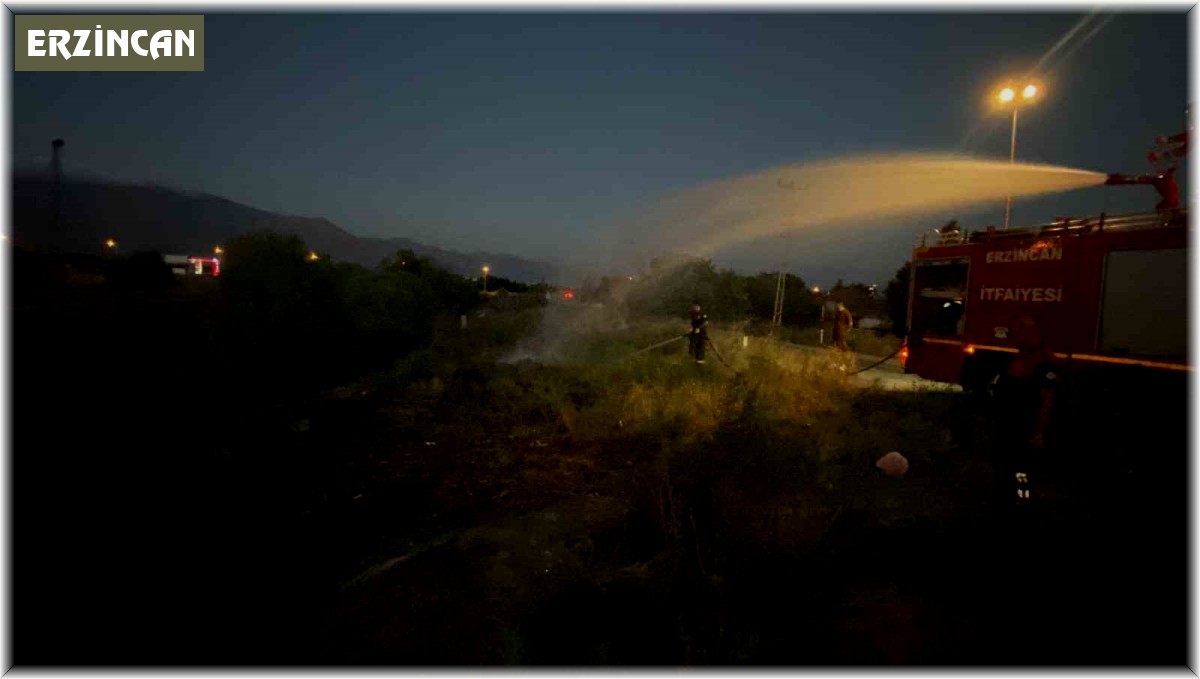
214;246;224;255
563;290;575;300
998;87;1015;103
308;252;319;261
481;265;490;275
943;302;951;308
1022;84;1038;99
105;238;116;248
964;345;976;355
812;286;820;293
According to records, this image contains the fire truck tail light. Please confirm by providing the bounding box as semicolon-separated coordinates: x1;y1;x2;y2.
898;344;909;367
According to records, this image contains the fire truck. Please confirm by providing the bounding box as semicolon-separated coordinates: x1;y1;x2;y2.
899;209;1189;394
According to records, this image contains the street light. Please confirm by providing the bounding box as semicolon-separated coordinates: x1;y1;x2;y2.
481;264;490;292
307;251;319;261
104;238;118;255
214;246;224;255
997;82;1040;229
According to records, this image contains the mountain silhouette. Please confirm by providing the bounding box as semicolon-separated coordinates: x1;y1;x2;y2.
12;174;564;284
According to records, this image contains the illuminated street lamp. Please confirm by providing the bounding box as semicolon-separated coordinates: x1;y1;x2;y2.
214;246;224;255
307;251;319;261
997;82;1040;229
104;238;118;255
481;264;490;291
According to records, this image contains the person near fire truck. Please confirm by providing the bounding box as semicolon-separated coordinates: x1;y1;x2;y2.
993;315;1059;505
689;302;709;364
833;302;854;353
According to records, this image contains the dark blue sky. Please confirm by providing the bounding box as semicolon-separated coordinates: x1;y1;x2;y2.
12;11;1190;285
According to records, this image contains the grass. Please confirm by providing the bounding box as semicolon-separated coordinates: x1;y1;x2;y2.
737;320;903;358
255;303;1184;664
15;253;1183;665
353;306;977;541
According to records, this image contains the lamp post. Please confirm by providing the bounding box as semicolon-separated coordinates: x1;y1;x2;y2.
481;265;490;292
998;83;1039;229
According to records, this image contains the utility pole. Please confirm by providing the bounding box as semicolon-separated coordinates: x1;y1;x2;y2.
771;270;786;328
50;138;64;235
771;225;795;334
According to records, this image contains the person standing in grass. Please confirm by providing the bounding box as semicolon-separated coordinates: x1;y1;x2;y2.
993;315;1059;506
833;302;854;352
689;302;708;364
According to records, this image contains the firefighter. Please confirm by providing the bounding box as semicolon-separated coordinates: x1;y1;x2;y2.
993;315;1059;506
833;302;854;353
688;302;708;364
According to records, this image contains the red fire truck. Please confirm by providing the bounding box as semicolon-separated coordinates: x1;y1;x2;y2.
900;209;1189;393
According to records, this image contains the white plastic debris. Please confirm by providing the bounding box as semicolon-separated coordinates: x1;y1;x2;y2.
876;451;909;477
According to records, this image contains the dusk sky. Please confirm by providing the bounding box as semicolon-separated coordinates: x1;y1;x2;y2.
12;10;1190;286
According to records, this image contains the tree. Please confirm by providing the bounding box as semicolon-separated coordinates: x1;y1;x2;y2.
218;231;350;394
382;248;479;316
625;255;721;318
745;272;819;326
713;269;751;321
884;261;912;336
341;262;436;364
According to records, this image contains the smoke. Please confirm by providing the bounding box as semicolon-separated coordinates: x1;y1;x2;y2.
609;153;1106;262
497;302;632;365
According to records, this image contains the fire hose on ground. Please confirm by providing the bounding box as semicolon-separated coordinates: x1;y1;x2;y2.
626;332;903;377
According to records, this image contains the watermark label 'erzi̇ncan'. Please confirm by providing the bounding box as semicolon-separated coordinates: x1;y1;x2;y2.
15;15;204;71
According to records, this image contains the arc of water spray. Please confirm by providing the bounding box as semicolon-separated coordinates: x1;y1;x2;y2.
625;154;1108;258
